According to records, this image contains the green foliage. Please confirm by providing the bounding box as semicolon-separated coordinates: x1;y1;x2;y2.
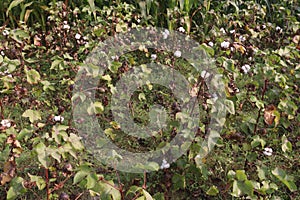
0;0;299;199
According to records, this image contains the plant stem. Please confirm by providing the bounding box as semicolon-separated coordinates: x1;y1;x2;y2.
254;79;268;134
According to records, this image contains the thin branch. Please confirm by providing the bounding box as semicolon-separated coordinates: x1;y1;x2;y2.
254;79;268;134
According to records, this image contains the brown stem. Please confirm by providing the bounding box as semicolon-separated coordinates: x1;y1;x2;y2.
115;170;124;200
254;79;268;134
45;168;50;200
142;171;147;189
0;99;3;119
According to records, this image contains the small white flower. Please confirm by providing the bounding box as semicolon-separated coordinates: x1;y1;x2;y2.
208;41;214;47
220;28;226;34
248;57;253;61
53;116;64;122
83;36;88;40
63;21;70;30
162;29;170;39
1;119;11;128
151;54;157;60
263;147;273;156
160;159;170;169
221;41;230;48
75;33;81;40
1;51;4;56
178;27;185;33
63;24;70;30
275;26;282;32
241;64;251;74
137;19;141;23
229;29;235;34
174;50;181;58
2;30;9;36
262;24;266;29
201;70;210;79
230;47;235;52
239;35;246;42
7;74;12;78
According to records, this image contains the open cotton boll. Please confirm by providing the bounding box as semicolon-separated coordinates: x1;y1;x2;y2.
263;147;273;156
178;27;185;33
221;41;230;48
53;116;64;122
241;64;251;74
1;119;11;128
174;50;182;58
160;159;170;169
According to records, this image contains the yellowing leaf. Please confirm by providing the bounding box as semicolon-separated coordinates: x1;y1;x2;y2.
22;109;41;123
25;67;40;84
264;105;279;126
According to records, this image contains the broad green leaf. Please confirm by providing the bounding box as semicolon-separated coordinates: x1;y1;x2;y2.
86;173;97;189
87;0;96;20
35;142;48;168
17;128;33;141
236;170;247;181
25;68;40;84
73;170;89;185
251;135;266;148
172;173;185;191
6;0;25;16
50;58;63;70
109;61;122;73
22;109;41;123
41;81;55;91
272;167;297;192
206;185;219;196
281;134;292;153
69;133;84;150
94;101;104;114
224;99;235;114
142;189;153;200
7;177;26;200
28;173;46;190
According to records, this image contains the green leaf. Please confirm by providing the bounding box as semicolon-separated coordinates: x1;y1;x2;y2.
25;67;40;84
87;0;96;20
86;173;97;189
281;134;292;153
17;128;33;141
41;81;55;91
73;170;89;185
7;177;27;200
272;167;297;192
224;99;235;114
50;58;63;70
142;189;153;200
172;173;185;191
28;173;46;190
109;61;122;73
22;109;41;123
251;135;266;148
35;142;49;168
236;170;247;181
69;133;84;150
206;185;219;196
6;0;25;16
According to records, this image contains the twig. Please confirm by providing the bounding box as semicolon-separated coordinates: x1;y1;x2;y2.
142;171;147;189
253;79;268;134
45;168;50;200
74;192;85;200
